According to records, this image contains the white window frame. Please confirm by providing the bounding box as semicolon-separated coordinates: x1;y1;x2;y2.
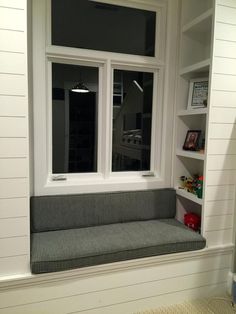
32;0;170;195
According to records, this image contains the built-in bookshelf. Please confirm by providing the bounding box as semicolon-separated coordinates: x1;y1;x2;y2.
174;0;214;233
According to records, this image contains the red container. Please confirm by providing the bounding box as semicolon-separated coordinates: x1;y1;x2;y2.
184;213;201;231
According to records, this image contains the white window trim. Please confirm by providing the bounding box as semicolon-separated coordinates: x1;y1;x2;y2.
32;0;173;196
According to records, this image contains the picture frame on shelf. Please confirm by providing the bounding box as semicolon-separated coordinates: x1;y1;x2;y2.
187;78;208;110
183;130;201;151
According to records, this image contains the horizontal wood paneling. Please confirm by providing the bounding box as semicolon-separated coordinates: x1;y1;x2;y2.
210;107;236;124
205;199;235;216
214;39;236;58
208;139;236;155
212;73;236;92
205;229;233;246
0;95;27;116
0;269;229;314
215;22;236;42
0;7;25;31
0;74;26;96
0;236;28;257
218;0;236;8
0;117;27;137
0;253;231;307
0;255;28;277
214;56;236;76
207;155;236;170
208;123;236;139
0;138;28;157
0;198;28;218
0;52;25;74
216;5;236;25
0;0;25;9
205;185;235;201
204;215;234;231
211;90;236;108
0;178;28;198
0;217;28;238
0;158;28;178
0;29;25;53
206;170;236;185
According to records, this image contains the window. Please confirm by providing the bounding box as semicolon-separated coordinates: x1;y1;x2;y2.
33;0;168;195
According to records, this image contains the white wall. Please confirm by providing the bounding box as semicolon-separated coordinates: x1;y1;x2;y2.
0;0;30;276
203;0;236;247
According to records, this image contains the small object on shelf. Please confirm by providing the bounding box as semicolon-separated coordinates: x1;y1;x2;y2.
179;174;203;199
183;130;201;151
187;78;208;110
184;212;201;231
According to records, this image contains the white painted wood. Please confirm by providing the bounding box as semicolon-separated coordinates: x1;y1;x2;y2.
176;149;205;160
0;159;28;178
0;138;27;157
0;255;28;277
177;108;208;116
218;0;236;9
216;5;236;24
0;95;27;116
0;178;28;198
212;73;236;92
214;39;236;59
0;236;28;257
206;170;236;185
210;108;236;124
208;123;236;139
0;52;26;75
182;9;213;33
0;30;25;53
211;90;236;108
0;117;27;137
0;217;28;238
0;7;25;31
208;139;236;155
207;155;236;170
0;0;25;9
205;185;235;201
0;269;229;314
214;57;236;76
176;189;203;205
204;215;234;231
0;74;26;96
205;229;233;246
215;22;236;42
64;284;226;314
205;199;235;216
0;198;28;218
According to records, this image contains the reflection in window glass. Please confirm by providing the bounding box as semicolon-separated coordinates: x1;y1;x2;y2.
52;63;98;173
112;70;153;172
52;0;156;57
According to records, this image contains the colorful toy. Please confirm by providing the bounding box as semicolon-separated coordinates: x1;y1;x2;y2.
179;174;203;199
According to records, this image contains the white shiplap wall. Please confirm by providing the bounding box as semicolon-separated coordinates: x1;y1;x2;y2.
0;0;30;276
204;0;236;246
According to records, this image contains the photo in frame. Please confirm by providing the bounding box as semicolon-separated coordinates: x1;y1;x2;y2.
183;130;201;151
187;78;208;110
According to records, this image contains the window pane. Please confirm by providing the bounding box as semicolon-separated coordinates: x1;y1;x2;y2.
112;70;153;172
52;63;98;173
52;0;156;57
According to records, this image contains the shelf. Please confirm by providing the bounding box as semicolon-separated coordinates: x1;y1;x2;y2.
177;108;208;116
176;188;203;205
176;149;205;160
182;8;213;34
180;59;210;77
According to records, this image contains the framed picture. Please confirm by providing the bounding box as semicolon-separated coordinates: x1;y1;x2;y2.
187;78;208;110
183;130;201;151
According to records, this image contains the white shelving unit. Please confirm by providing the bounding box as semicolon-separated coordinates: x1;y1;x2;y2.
174;0;214;235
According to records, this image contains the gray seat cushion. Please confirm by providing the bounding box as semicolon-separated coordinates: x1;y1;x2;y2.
31;219;206;274
30;189;176;232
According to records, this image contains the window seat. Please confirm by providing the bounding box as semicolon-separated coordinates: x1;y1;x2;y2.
30;189;206;274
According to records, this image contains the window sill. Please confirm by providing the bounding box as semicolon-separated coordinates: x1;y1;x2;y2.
36;175;166;196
